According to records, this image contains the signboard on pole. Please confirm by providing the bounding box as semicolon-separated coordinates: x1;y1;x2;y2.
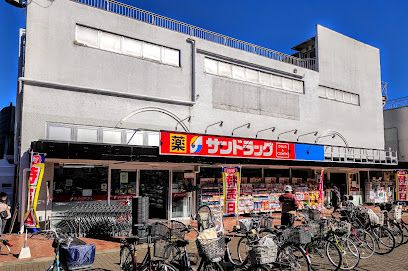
222;166;241;215
24;153;46;229
318;169;324;209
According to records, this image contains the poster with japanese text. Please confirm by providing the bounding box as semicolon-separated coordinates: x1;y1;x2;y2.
222;166;241;215
24;153;46;228
396;170;408;201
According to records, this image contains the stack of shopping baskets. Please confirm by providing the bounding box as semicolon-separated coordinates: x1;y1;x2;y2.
53;201;132;237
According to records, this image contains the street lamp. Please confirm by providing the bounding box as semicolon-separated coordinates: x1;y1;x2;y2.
315;134;336;143
277;129;297;140
231;123;251;136
255;127;276;138
297;131;318;142
175;116;191;131
204;121;223;134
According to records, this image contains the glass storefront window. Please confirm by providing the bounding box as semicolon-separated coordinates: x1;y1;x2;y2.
111;170;137;200
52;166;108;202
139;170;169;219
172;172;194;218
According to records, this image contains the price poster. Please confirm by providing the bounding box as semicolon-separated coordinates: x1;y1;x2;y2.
222;166;241;215
396;170;408;201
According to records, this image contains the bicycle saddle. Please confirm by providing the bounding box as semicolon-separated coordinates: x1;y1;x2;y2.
175;240;189;247
225;237;232;244
274;225;287;230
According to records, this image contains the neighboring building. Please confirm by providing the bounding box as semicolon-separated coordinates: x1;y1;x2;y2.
0;103;15;202
384;97;408;164
16;0;398;229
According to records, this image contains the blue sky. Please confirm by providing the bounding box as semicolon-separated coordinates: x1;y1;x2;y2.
1;0;407;109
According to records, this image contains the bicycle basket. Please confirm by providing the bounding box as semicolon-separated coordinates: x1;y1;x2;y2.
197;205;215;231
333;221;351;235
239;219;253;233
319;220;330;237
283;227;312;245
170;220;187;241
308;222;321;237
151;222;171;241
154;239;168;259
249;235;278;265
259;216;274;229
367;209;383;226
196;237;225;262
389;206;402;221
308;209;321;221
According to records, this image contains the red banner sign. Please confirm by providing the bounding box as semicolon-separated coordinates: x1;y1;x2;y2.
24;153;46;228
222;166;241;215
160;131;295;160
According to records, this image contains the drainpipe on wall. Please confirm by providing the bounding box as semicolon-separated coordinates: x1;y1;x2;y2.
186;38;196;102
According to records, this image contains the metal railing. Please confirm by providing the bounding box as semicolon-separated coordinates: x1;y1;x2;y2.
384;96;408;110
72;0;317;71
324;145;398;165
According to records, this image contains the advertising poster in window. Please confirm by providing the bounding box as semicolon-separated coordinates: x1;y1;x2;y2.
24;153;46;229
222;166;241;215
396;170;408;201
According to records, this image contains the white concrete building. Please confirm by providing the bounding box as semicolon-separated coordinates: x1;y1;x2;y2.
15;0;399;229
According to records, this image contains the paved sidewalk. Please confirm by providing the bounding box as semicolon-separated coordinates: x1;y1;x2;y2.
1;250;121;271
4;244;408;271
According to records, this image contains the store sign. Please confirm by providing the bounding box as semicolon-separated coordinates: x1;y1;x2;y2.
222;166;241;215
396;170;408;201
160;131;325;161
24;153;46;228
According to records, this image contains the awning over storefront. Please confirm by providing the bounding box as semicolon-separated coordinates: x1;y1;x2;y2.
30;140;407;170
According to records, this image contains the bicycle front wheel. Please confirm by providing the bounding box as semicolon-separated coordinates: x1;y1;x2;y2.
198;260;224;271
143;260;178;271
120;245;135;271
372;226;395;255
401;222;408;244
277;243;311;271
347;229;375;259
388;221;404;247
305;239;341;271
237;236;250;263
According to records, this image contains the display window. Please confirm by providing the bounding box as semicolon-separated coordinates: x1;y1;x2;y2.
111;170;137;200
52;166;108;202
364;171;395;203
172;171;194;218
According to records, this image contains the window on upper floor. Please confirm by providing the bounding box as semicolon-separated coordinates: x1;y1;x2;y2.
47;123;161;146
319;85;360;106
75;25;180;67
204;58;304;94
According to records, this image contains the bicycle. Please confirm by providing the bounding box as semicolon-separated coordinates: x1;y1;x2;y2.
120;223;177;271
163;218;272;271
235;214;275;263
323;220;360;270
32;229;94;271
335;206;375;259
297;210;343;271
352;206;396;255
377;203;405;247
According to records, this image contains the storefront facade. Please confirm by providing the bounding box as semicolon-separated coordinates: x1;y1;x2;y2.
15;0;400;230
28;129;400;229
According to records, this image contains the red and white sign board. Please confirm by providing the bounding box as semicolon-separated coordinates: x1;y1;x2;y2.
160;131;295;160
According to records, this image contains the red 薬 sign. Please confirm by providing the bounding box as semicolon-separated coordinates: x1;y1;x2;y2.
160;131;295;160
